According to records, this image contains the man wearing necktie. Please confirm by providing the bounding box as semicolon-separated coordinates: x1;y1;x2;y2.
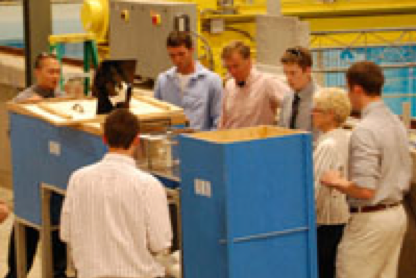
279;46;319;133
218;41;289;129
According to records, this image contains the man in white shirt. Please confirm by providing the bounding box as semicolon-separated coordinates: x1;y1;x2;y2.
60;109;172;278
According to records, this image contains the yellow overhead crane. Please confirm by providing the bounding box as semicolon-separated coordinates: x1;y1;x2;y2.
283;0;416;30
283;0;416;48
80;0;416;72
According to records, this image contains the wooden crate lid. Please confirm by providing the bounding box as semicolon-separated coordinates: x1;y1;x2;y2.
7;94;187;135
189;126;308;143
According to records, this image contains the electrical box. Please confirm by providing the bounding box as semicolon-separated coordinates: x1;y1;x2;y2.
109;0;197;80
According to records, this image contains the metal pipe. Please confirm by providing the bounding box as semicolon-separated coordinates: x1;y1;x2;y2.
311;27;416;35
189;31;215;71
313;62;416;73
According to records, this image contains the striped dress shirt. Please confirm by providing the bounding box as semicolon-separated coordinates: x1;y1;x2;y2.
314;128;350;225
60;153;172;278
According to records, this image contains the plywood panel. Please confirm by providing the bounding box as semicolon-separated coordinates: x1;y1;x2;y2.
7;94;187;134
191;126;306;143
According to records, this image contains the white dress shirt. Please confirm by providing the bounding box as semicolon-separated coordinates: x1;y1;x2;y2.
314;128;350;225
60;153;172;278
348;101;412;207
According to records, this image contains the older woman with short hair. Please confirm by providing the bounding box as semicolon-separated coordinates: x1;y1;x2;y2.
312;87;351;278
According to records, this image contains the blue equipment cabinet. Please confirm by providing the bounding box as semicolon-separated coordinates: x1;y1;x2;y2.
8;111;180;226
179;126;318;278
9;112;107;225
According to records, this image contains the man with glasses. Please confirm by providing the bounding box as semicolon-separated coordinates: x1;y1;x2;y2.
5;53;67;278
279;46;319;133
219;41;289;129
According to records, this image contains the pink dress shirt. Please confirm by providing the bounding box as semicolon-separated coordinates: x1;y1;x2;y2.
219;68;289;129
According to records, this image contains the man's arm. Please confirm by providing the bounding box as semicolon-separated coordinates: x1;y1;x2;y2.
60;175;76;243
267;76;290;109
145;178;172;254
321;170;375;200
217;94;228;129
153;75;163;100
209;75;223;129
321;127;379;200
277;93;291;128
217;81;231;129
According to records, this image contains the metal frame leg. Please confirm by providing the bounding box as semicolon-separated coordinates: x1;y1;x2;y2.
41;185;54;278
14;220;28;278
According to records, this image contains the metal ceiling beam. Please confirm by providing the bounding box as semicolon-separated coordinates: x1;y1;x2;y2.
23;0;52;86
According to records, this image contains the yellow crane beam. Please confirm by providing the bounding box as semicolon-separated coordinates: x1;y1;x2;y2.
282;0;416;18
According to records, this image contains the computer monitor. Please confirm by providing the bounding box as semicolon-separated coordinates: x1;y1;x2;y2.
92;59;137;114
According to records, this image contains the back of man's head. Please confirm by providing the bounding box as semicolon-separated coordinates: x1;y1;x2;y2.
104;109;139;149
346;61;384;96
167;31;193;49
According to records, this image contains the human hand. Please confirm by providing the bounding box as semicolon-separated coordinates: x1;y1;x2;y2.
0;201;9;223
320;170;347;190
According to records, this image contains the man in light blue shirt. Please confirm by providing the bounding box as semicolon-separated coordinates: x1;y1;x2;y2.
154;31;223;130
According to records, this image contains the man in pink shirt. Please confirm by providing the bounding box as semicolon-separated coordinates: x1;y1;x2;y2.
218;41;289;129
